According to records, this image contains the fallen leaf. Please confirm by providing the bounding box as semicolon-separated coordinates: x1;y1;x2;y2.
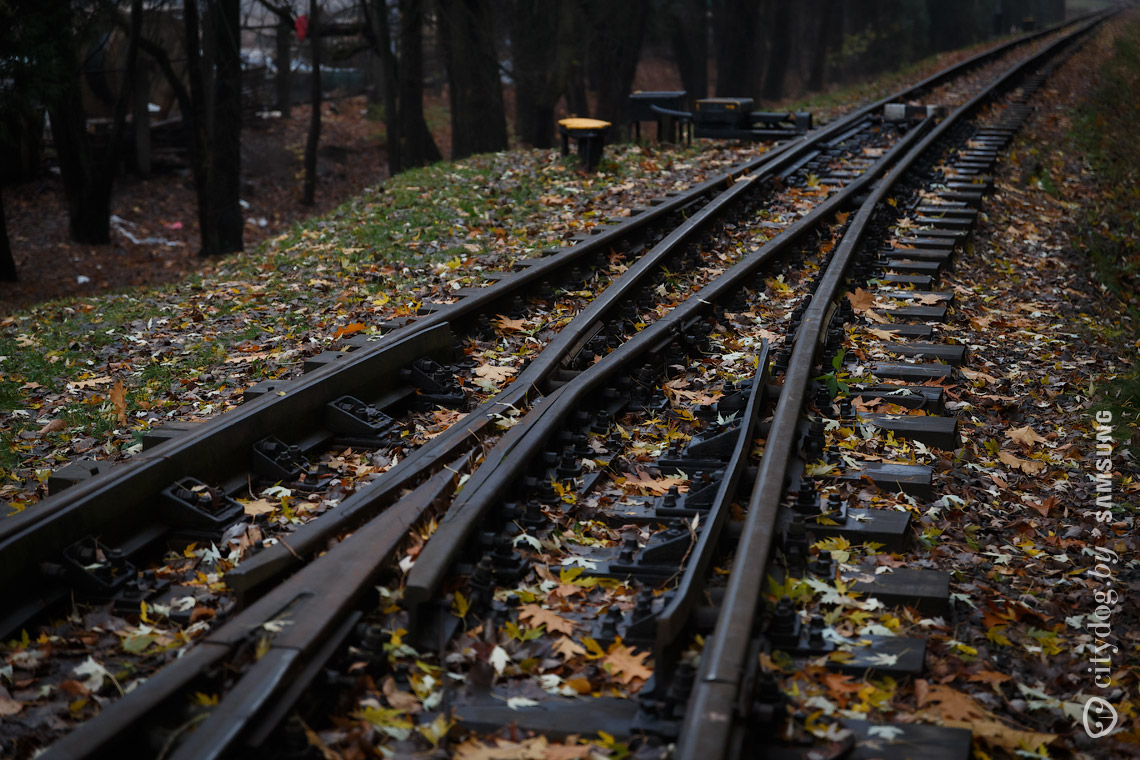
0;687;21;717
494;315;529;333
68;375;113;389
915;293;944;305
519;604;576;635
242;499;277;516
1028;495;1058;518
915;680;989;722
621;469;688;496
110;380;127;425
382;675;422;713
474;364;517;384
454;736;548;760
38;418;66;435
224;352;273;364
945;719;1056;751
603;640;652;686
1005;425;1046;448
333;322;367;339
997;450;1046;474
867;328;900;340
553;637;588;660
968;670;1013;687
961;368;1000;385
847;288;875;313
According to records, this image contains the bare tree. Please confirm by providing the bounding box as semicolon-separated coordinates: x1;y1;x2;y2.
438;0;508;159
135;0;244;255
303;0;322;205
46;0;141;244
0;190;14;282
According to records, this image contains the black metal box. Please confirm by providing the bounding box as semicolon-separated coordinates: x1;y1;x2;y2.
628;91;688;121
694;98;754;128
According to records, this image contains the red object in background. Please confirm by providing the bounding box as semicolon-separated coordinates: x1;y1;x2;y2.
295;14;308;41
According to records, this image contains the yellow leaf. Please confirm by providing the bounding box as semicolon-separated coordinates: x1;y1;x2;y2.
452;591;470;619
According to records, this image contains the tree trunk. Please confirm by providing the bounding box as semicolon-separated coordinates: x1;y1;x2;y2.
365;0;402;175
396;0;441;168
0;189;16;282
510;0;561;148
277;14;293;117
134;57;152;177
202;0;244;255
45;3;109;244
807;0;838;91
439;0;508;159
760;0;791;101
669;0;708;101
582;0;648;136
303;0;322;205
713;0;760;98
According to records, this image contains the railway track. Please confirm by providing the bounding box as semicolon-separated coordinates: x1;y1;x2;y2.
3;10;1114;760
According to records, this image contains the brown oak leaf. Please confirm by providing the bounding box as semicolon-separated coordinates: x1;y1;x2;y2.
1005;425;1047;448
518;604;576;635
552;637;587;660
603;640;652;686
847;288;875;313
622;469;688;496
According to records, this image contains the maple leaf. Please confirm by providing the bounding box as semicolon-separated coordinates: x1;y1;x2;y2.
474;363;517;384
997;450;1046;474
822;672;864;708
847;288;876;314
867;327;900;340
333;322;367;339
494;315;529;333
1005;425;1046;448
915;680;988;722
961;368;1000;385
68;375;113;389
552;636;587;660
621;469;688;496
242;498;277;516
945;720;1057;751
454;737;548;760
914;293;944;305
518;604;576;635
968;669;1013;687
603;640;652;686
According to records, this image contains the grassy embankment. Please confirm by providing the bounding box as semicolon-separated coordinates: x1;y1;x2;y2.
1071;18;1140;443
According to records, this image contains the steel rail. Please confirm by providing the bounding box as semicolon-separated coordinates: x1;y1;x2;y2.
404;122;935;617
220;19;1081;597
40;78;940;760
2;17;1082;631
25;16;1104;759
674;12;1112;759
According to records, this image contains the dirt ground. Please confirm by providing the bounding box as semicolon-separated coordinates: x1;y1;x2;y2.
0;96;387;311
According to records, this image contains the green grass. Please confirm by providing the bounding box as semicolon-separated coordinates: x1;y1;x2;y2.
1071;19;1140;444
